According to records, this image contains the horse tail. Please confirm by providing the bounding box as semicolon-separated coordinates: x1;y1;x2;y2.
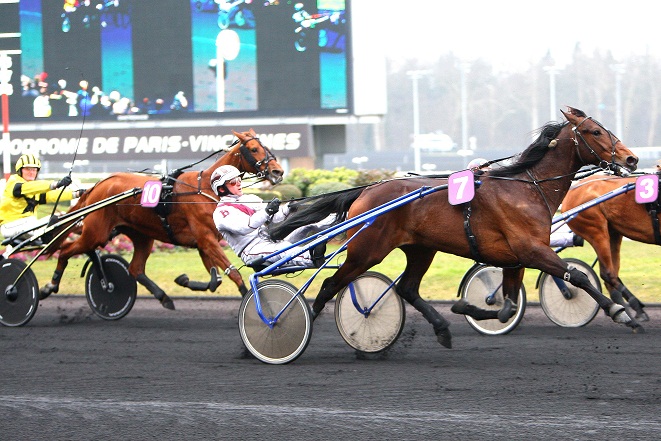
269;186;365;241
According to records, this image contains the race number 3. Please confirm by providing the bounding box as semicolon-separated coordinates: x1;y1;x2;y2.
635;174;658;204
141;180;163;208
448;170;475;205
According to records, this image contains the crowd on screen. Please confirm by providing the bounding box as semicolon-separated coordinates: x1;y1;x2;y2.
20;72;189;119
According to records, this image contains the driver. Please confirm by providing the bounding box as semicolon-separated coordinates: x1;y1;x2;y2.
211;165;328;268
0;153;85;247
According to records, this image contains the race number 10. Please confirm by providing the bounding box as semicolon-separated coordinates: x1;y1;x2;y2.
448;170;475;205
141;180;163;208
635;174;659;204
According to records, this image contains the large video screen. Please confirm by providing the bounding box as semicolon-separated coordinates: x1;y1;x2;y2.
4;0;349;122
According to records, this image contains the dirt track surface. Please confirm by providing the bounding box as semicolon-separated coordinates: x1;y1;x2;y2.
1;296;660;440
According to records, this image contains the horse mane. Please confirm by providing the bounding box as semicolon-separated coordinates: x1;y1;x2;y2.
488;121;567;178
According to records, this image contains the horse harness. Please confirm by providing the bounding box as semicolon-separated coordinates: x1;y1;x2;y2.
646;171;661;245
461;114;621;264
152;137;278;245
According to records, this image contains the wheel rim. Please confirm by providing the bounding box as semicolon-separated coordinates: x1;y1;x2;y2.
335;272;405;353
0;259;39;327
461;265;526;335
85;255;136;320
239;280;311;364
539;259;600;327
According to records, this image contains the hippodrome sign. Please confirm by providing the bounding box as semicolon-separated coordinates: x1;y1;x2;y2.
448;169;475;205
140;180;163;208
635;174;659;204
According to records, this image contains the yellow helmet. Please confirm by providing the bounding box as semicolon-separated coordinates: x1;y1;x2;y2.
15;153;42;172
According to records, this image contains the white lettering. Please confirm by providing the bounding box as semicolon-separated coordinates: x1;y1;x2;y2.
167;136;181;153
285;133;301;150
189;135;205;152
92;137;119;154
123;136;138;153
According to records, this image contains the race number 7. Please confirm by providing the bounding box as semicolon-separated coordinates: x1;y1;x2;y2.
448;170;475;205
141;180;163;208
635;174;659;204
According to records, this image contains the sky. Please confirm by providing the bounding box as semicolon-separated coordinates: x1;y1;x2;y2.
372;0;659;72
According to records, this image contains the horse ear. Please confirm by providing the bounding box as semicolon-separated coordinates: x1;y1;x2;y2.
562;106;587;118
248;128;257;137
233;130;245;141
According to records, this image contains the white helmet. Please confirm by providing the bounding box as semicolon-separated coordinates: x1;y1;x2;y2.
467;157;489;170
210;165;243;195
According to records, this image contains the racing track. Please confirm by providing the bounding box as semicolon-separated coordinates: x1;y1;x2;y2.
1;296;660;440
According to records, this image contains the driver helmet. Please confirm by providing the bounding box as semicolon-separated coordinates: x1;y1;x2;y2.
467;157;489;170
210;165;244;196
15;153;42;175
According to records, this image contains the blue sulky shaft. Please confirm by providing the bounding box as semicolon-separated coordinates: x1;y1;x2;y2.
248;184;450;326
552;182;635;226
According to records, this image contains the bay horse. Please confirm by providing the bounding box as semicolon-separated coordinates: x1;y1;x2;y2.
561;173;658;321
269;107;640;349
41;129;284;309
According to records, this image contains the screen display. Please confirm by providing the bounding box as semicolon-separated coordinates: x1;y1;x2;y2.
5;0;349;122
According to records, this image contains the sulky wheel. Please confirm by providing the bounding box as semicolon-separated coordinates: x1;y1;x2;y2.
458;264;526;335
85;254;136;320
238;279;312;364
539;257;600;327
0;258;39;327
334;271;405;353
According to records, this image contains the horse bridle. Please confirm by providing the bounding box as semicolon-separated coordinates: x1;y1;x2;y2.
237;136;278;180
570;116;625;175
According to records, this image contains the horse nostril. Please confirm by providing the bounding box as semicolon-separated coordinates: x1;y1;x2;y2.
273;169;284;177
626;156;638;167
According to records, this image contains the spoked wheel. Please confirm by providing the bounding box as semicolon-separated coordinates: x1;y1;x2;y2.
0;259;39;327
334;271;405;353
238;279;312;364
85;254;136;320
539;257;600;327
458;264;526;335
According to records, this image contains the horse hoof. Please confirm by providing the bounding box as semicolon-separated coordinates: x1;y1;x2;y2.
636;312;650;322
450;299;468;314
208;267;222;292
39;283;57;300
609;304;631;324
174;274;189;287
435;328;452;349
631;324;645;334
310;310;319;321
497;299;517;323
161;297;175;310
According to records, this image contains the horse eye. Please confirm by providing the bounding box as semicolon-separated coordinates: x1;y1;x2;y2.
251;147;258;153
592;129;601;136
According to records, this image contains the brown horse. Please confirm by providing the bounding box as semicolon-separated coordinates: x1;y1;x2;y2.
269;107;640;349
41;129;284;309
562;174;658;321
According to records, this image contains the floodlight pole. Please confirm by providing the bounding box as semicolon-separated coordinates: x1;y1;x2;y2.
406;70;430;174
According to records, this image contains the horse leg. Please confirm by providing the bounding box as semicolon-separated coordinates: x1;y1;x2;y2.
451;266;524;323
40;227;100;299
528;245;642;333
605;233;649;321
397;246;452;349
125;232;175;310
177;233;246;295
616;280;649;321
39;260;68;299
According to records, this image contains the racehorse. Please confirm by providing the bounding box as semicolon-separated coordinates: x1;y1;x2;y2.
561;173;659;321
269;107;640;349
41;129;284;309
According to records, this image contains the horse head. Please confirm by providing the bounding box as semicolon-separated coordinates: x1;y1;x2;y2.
230;128;284;184
561;106;638;176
